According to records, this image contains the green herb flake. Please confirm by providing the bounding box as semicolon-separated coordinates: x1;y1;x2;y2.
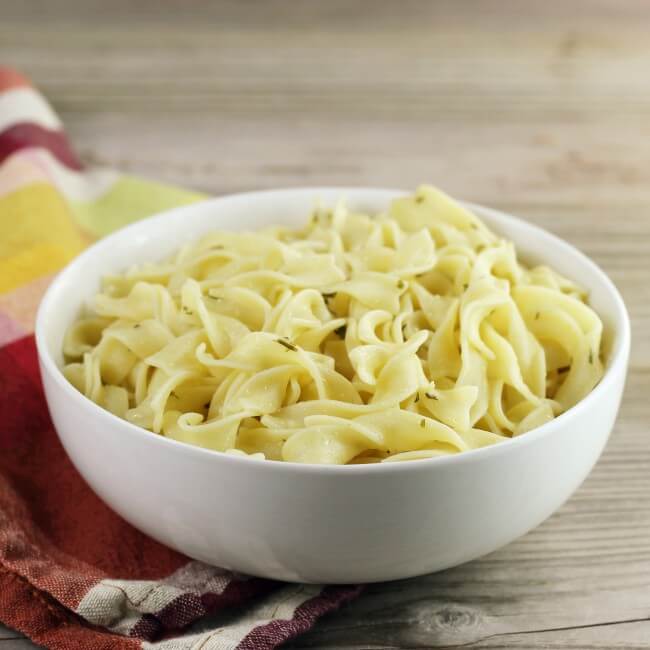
415;196;425;204
277;338;298;352
463;283;469;290
589;349;594;364
397;280;406;290
133;324;141;329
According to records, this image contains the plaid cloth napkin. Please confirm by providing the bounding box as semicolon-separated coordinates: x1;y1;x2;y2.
0;67;362;649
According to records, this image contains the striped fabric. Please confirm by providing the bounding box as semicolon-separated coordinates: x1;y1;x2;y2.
0;67;361;649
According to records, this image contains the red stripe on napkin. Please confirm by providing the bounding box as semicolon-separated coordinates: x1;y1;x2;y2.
0;124;83;171
0;566;139;650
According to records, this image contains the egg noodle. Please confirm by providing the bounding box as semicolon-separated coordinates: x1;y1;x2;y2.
62;186;604;464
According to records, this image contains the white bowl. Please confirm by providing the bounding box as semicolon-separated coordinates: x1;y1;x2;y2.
36;188;630;584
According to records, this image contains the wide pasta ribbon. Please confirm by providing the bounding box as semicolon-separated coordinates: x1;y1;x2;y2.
61;185;605;463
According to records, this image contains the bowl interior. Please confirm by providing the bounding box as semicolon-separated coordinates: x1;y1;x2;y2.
37;187;627;415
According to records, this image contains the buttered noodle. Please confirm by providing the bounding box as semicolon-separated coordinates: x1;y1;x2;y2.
62;186;604;464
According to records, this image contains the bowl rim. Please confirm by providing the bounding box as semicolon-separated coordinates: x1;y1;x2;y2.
35;186;631;476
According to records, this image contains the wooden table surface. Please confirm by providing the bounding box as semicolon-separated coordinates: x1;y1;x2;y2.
2;1;650;647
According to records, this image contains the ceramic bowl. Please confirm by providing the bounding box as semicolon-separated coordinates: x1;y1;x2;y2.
36;188;630;583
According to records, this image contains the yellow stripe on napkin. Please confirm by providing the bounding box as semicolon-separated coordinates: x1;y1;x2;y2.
0;183;88;293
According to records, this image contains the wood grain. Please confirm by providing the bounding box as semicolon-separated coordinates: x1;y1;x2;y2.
2;1;650;648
